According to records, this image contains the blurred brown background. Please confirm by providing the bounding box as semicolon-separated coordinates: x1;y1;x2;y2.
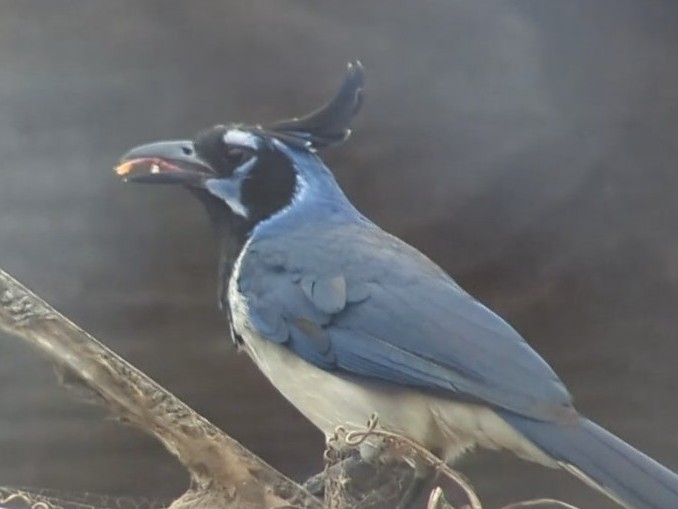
1;2;678;508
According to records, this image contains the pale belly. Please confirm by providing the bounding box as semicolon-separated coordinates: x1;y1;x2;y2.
240;329;554;466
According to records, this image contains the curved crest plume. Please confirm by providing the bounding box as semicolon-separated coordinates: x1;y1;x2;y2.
262;60;365;150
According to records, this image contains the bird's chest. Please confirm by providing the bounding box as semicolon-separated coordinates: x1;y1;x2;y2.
225;243;430;437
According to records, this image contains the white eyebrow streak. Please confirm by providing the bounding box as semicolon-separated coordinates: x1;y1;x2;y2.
222;128;261;149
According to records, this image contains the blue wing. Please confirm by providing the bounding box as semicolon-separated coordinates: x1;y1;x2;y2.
235;222;573;422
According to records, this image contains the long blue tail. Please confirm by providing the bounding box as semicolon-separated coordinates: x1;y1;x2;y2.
499;412;678;509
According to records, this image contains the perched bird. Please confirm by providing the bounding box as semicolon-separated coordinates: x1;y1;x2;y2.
116;62;678;509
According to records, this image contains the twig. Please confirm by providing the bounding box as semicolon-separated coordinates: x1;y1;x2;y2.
0;486;166;509
427;487;457;509
425;490;580;509
0;269;322;509
502;500;580;509
326;415;481;509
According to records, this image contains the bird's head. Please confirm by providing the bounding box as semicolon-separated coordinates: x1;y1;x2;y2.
115;61;364;239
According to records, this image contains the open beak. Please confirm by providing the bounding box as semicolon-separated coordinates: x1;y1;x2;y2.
114;140;214;186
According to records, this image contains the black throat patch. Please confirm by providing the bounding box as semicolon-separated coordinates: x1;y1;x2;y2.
239;146;297;226
190;131;298;307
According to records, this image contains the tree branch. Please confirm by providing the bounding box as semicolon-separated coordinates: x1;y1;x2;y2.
0;269;322;509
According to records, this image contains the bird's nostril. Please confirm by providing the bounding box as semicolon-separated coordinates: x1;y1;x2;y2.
181;146;193;155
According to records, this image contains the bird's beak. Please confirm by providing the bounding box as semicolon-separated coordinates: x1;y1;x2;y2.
114;140;214;186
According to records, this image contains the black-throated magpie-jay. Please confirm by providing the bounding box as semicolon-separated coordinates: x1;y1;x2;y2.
115;62;678;509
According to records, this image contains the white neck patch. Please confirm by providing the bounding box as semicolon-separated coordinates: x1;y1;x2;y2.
222;128;261;150
204;157;259;218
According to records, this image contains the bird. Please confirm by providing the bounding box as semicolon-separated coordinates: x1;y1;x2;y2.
115;61;678;509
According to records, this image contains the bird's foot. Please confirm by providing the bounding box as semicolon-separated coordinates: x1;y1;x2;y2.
393;464;434;509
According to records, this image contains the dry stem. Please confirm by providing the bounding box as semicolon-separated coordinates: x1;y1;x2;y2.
0;269;321;509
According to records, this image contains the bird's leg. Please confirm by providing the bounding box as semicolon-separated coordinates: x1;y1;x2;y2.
303;457;360;496
393;463;434;509
358;437;435;509
303;470;326;497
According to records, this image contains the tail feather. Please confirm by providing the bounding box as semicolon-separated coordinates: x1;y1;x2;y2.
499;411;678;509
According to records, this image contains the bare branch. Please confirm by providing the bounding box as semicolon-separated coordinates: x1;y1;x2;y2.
0;486;166;509
502;500;580;509
0;269;322;509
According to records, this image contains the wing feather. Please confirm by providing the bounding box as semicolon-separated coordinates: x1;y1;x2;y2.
235;223;573;422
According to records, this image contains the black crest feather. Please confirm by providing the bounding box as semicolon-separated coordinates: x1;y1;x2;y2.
261;61;365;150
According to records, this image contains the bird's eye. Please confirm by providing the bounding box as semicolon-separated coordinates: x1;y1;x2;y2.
224;147;249;166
